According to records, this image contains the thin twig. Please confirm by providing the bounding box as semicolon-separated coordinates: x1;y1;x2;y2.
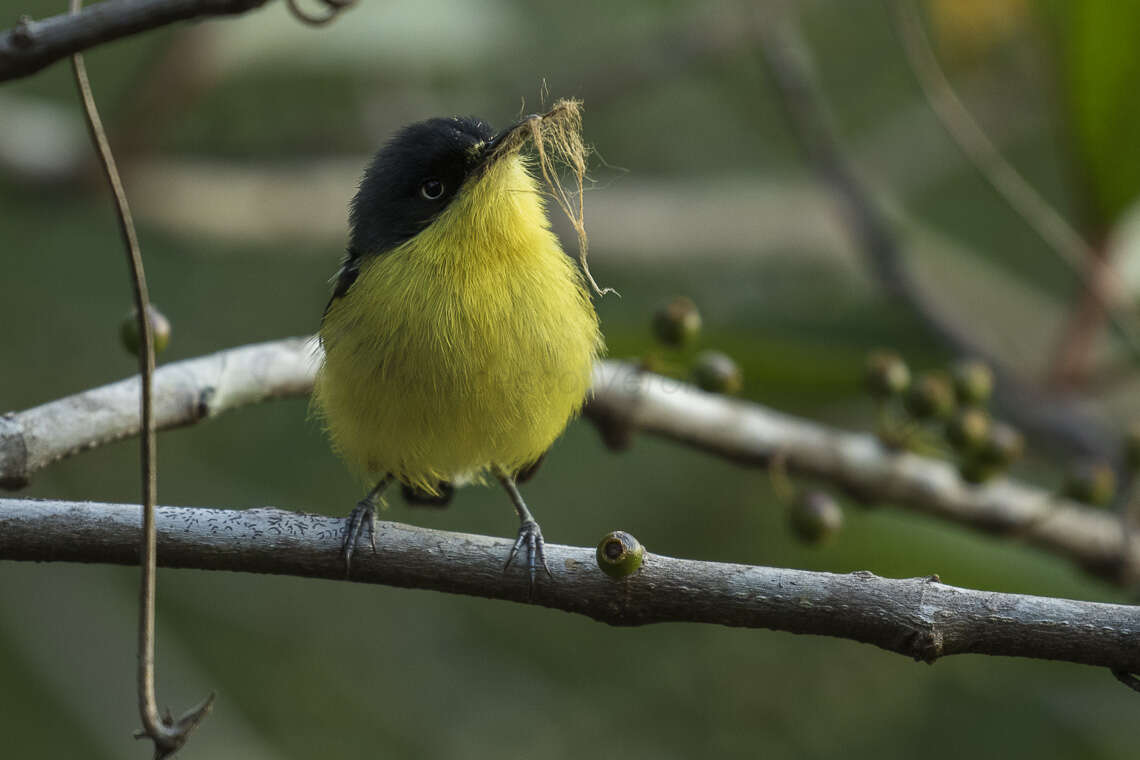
890;0;1140;372
2;340;1138;584
2;497;1140;676
67;1;212;753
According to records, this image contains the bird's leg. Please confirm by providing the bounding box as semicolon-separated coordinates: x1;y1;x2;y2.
495;467;553;592
343;473;393;575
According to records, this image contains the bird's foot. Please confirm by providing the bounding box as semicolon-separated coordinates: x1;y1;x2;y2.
342;499;378;576
504;519;553;594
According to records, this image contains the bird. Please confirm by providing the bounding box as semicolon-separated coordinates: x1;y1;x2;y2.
314;113;604;589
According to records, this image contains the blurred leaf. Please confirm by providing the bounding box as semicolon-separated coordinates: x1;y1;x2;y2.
1044;0;1140;230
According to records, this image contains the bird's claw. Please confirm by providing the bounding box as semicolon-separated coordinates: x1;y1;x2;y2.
342;499;377;575
504;519;552;593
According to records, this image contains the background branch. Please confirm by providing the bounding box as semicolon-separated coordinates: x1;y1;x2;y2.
757;9;1113;459
3;337;1138;584
889;0;1140;388
0;337;315;490
0;0;270;83
1;497;1139;675
890;0;1093;271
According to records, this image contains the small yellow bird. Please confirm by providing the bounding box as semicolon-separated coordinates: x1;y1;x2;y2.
315;113;603;586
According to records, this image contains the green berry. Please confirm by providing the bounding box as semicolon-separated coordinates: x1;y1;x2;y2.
978;422;1024;468
1124;422;1140;472
120;304;171;357
959;457;1000;484
946;408;990;452
652;296;702;348
1062;461;1116;507
596;531;645;578
692;351;743;395
904;372;955;421
789;490;843;544
951;359;994;406
638;354;663;374
594;414;634;452
864;350;910;400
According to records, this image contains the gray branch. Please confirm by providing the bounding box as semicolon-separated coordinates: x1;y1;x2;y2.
2;337;1138;584
0;336;316;489
590;363;1140;584
2;496;1139;674
0;0;270;83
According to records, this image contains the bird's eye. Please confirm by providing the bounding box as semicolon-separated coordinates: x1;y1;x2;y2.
420;179;445;200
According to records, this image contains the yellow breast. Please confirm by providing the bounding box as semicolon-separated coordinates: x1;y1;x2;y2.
314;155;603;491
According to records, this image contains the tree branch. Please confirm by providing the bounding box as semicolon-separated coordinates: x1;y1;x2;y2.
590;362;1140;584
0;337;315;490
2;337;1139;584
0;0;270;83
1;496;1139;675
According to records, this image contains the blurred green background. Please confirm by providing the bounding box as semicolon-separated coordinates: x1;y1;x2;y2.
3;0;1140;757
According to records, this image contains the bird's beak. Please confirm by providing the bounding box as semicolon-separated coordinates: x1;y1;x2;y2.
475;114;542;171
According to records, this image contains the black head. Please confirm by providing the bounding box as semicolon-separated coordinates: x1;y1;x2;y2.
349;116;496;255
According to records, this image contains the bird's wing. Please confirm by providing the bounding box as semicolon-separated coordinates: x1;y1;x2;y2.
322;249;363;321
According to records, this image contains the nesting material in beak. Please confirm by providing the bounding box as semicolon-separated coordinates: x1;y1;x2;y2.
484;99;614;298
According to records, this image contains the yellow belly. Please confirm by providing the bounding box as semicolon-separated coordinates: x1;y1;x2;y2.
314;157;602;492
